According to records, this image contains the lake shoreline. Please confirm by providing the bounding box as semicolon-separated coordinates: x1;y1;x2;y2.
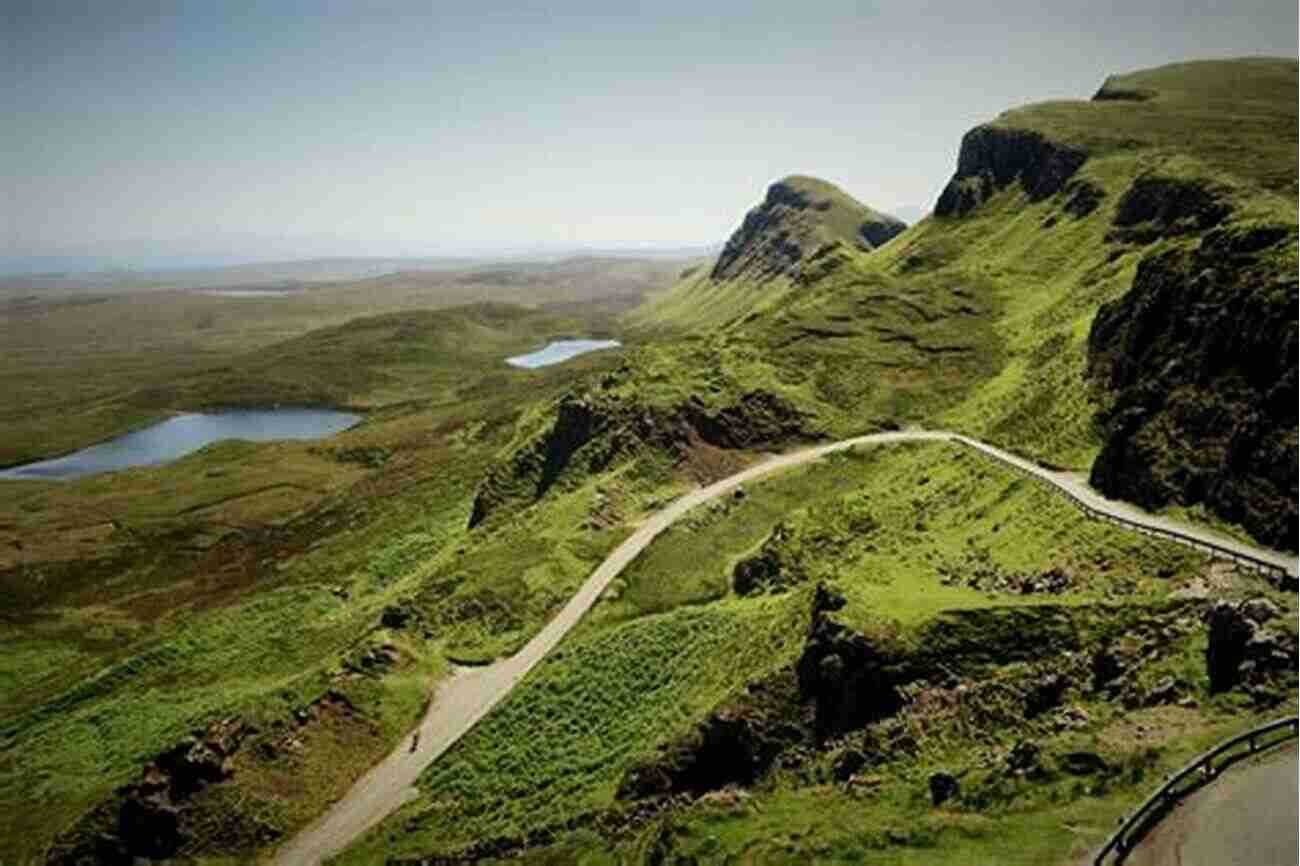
0;407;364;480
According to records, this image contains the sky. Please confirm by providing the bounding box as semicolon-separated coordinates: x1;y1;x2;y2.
5;0;1297;269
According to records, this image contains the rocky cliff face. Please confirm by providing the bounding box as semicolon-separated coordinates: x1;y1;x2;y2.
934;126;1088;218
1088;218;1298;551
468;388;812;528
710;177;905;281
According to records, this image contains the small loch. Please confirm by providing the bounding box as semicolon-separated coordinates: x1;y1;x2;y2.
505;339;622;369
0;409;362;481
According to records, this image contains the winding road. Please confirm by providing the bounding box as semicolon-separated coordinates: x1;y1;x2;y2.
1126;745;1298;866
269;430;1299;865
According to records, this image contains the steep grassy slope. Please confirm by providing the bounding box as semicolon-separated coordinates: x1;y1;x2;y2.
915;57;1297;549
628;59;1297;552
473;179;999;531
329;57;1298;864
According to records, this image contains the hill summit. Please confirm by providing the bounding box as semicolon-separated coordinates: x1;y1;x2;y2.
711;175;905;281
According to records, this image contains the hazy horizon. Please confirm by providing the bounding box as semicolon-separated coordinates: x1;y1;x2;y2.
7;1;1297;271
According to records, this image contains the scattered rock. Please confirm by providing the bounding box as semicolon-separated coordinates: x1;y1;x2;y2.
832;749;867;782
1059;752;1109;776
1024;672;1069;718
1005;740;1044;778
929;772;960;806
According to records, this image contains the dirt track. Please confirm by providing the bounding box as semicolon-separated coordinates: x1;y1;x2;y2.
270;430;1298;865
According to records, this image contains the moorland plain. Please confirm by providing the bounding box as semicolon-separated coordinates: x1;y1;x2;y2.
0;256;686;467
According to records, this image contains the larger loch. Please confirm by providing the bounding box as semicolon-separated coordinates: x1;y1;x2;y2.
0;409;361;481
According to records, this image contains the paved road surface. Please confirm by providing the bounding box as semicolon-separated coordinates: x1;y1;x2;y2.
270;430;1299;865
1126;746;1298;866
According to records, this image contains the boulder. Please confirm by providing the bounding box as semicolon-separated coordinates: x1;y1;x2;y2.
929;772;960;806
832;749;868;782
1006;740;1044;778
1059;751;1109;776
1142;675;1180;707
1240;597;1280;625
380;604;413;629
1024;672;1069;718
1206;602;1258;693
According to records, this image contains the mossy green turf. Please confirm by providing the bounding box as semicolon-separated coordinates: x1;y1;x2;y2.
336;438;1284;864
0;302;651;862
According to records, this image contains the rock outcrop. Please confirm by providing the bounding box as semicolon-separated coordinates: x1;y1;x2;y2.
469;388;811;528
1106;175;1232;244
616;673;806;801
934;126;1087;217
616;584;907;802
1088;222;1299;550
795;584;903;741
1205;599;1296;695
49;718;255;865
711;176;905;281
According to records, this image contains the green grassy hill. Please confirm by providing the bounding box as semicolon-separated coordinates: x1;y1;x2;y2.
337;57;1297;864
4;58;1296;866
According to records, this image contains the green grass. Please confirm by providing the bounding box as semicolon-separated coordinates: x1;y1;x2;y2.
598;442;1207;640
581;711;1292;866
335;595;809;864
0;300;654;862
335;436;1261;864
1003;58;1298;195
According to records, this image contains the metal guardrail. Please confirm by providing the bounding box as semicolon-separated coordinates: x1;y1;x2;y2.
1092;716;1299;864
949;436;1294;584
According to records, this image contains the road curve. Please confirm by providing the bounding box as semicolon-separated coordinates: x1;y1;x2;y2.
1125;745;1298;866
269;430;1298;865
